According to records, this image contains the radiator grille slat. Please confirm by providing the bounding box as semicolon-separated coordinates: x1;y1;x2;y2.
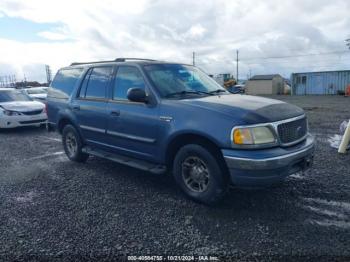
21;110;43;115
277;117;307;145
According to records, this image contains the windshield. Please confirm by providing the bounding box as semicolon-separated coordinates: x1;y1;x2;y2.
0;90;32;102
26;88;46;94
144;64;227;98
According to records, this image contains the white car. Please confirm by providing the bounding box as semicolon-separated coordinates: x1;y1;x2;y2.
23;87;48;102
0;88;47;129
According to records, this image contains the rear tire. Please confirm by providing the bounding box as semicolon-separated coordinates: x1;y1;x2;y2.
173;144;228;205
62;124;89;162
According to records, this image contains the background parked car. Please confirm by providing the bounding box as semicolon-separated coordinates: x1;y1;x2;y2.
227;84;245;94
0;88;47;129
22;87;48;102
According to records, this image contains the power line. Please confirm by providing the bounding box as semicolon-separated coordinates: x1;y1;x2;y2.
195;51;350;67
240;50;349;61
246;56;350;66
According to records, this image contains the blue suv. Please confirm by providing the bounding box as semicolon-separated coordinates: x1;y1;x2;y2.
47;58;314;205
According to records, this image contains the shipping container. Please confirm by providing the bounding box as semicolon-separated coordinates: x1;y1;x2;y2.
291;70;350;95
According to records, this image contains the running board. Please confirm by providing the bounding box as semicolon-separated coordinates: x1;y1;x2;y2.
82;147;167;174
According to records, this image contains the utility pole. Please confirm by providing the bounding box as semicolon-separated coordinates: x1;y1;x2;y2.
236;50;239;83
45;65;52;85
192;51;195;66
24;74;27;88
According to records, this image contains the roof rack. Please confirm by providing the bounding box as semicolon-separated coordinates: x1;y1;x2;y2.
114;58;157;62
70;60;115;66
70;58;157;66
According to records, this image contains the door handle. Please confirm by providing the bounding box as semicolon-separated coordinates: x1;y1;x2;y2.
72;105;80;111
110;110;120;117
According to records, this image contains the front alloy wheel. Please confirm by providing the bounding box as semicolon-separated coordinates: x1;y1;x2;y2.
182;156;210;193
173;144;228;205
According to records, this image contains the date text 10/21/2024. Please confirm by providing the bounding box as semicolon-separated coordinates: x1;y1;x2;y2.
127;255;219;261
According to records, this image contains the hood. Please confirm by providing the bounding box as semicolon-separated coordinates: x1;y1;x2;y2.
0;101;45;112
29;94;47;99
179;94;304;124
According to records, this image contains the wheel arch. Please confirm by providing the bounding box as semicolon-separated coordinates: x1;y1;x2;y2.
165;132;228;175
57;115;80;136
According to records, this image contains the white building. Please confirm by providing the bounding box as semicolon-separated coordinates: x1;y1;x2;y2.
245;74;284;95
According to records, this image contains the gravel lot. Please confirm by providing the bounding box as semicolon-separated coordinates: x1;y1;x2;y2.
0;95;349;261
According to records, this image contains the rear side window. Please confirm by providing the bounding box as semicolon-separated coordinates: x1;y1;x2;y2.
83;67;112;100
50;68;83;98
114;66;145;100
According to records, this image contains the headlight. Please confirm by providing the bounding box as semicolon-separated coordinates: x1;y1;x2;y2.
3;110;21;116
232;126;276;145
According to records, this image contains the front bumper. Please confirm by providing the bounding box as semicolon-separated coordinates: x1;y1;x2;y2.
0;113;47;128
222;134;315;186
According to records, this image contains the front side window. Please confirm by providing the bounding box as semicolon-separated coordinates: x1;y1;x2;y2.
83;67;112;99
143;64;226;98
113;66;145;100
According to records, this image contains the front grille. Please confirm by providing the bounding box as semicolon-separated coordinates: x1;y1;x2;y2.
19;119;46;124
277;117;307;145
21;110;43;115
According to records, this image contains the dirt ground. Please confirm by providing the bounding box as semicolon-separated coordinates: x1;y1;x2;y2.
0;95;349;261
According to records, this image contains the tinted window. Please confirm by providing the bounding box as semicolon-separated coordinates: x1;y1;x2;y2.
144;64;224;98
85;67;112;99
78;69;92;98
51;68;83;98
114;67;145;100
0;90;32;102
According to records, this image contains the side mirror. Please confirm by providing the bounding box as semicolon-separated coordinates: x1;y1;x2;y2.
127;88;148;103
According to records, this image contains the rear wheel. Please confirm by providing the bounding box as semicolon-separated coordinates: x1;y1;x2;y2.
173;144;228;205
62;124;89;162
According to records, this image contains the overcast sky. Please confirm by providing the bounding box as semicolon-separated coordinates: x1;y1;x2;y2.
0;0;349;82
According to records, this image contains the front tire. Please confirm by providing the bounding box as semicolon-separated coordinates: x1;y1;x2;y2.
173;144;228;205
62;124;89;162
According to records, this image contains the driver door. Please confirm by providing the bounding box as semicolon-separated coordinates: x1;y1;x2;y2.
106;66;160;161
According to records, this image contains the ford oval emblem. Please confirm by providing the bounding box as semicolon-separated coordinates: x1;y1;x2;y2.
296;126;302;136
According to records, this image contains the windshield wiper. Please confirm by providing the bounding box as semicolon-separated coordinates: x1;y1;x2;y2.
209;89;227;94
165;90;213;98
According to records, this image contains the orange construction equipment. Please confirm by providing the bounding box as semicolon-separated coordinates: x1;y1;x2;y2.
346;84;350;96
223;79;236;89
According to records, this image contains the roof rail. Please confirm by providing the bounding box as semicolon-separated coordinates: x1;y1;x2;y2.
70;58;157;66
114;58;157;62
70;60;115;66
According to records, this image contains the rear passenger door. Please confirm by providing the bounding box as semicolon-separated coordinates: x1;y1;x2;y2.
73;66;113;146
106;66;160;161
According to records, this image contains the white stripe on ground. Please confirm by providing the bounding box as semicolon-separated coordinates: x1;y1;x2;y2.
303;197;350;211
302;197;350;229
308;219;350;229
25;151;65;161
38;136;61;142
290;172;304;179
303;205;347;219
